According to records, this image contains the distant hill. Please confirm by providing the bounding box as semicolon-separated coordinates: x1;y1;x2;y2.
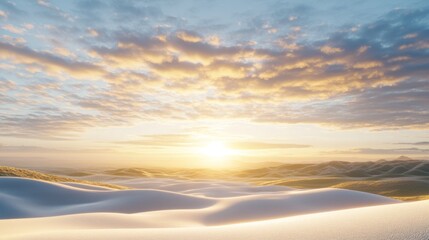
237;159;429;178
3;159;428;201
237;159;429;201
0;166;126;189
93;159;429;201
395;156;414;161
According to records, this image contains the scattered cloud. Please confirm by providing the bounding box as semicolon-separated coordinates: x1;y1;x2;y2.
255;78;429;129
331;147;429;155
117;134;196;147
2;24;25;34
0;145;61;153
116;134;309;150
230;141;310;150
0;10;7;19
0;41;105;79
0;2;428;140
0;111;102;139
87;28;99;37
176;31;203;43
396;142;429;146
0;144;115;153
91;7;429;104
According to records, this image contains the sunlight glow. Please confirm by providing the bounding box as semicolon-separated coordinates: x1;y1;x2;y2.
201;141;233;158
198;141;236;168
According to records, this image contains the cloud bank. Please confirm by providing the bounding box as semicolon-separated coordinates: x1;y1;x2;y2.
0;1;428;139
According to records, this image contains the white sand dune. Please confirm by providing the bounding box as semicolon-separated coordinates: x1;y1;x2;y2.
97;176;295;197
0;177;397;221
1;200;428;240
0;177;427;240
0;177;215;219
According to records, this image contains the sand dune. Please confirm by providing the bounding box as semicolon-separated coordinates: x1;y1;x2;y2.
1;201;428;240
0;177;397;222
0;166;125;189
74;159;429;201
4;159;429;201
0;177;214;219
1;163;427;239
0;177;427;240
245;160;429;200
98;159;429;179
238;159;429;178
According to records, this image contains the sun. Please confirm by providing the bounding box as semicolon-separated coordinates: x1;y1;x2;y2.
201;141;232;158
197;140;238;168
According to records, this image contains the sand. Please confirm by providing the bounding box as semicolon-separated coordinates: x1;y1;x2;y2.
1;176;428;239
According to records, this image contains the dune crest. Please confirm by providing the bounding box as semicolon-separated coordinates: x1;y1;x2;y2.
0;177;428;240
0;177;397;222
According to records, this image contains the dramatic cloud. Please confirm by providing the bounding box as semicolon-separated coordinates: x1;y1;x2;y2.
0;42;104;79
88;8;429;128
256;78;429;129
0;1;428;141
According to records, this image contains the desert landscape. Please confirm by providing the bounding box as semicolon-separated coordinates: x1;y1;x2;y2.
1;158;429;239
1;0;429;239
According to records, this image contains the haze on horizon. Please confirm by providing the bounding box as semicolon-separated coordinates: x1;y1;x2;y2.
0;0;428;168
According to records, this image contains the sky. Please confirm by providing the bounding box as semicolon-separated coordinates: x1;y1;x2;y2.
0;0;428;168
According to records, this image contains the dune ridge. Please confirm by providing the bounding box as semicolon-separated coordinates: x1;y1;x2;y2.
0;177;398;223
74;159;429;201
239;159;429;178
0;177;427;240
2;160;429;201
0;166;126;189
2;201;429;240
94;159;429;179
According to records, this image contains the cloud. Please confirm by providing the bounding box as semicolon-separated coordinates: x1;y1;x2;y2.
0;79;16;105
108;0;162;21
86;28;99;37
320;45;343;54
0;3;428;142
0;10;7;19
89;7;429;103
255;78;429;129
0;41;105;79
117;134;195;147
0;144;115;153
331;147;429;155
0;79;15;92
0;145;62;153
176;31;203;43
0;1;24;16
396;142;429;146
116;134;309;150
0;111;102;140
2;24;25;34
34;0;74;22
230;141;310;150
37;0;50;7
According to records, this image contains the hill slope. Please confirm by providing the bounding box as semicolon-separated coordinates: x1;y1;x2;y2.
0;166;126;190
